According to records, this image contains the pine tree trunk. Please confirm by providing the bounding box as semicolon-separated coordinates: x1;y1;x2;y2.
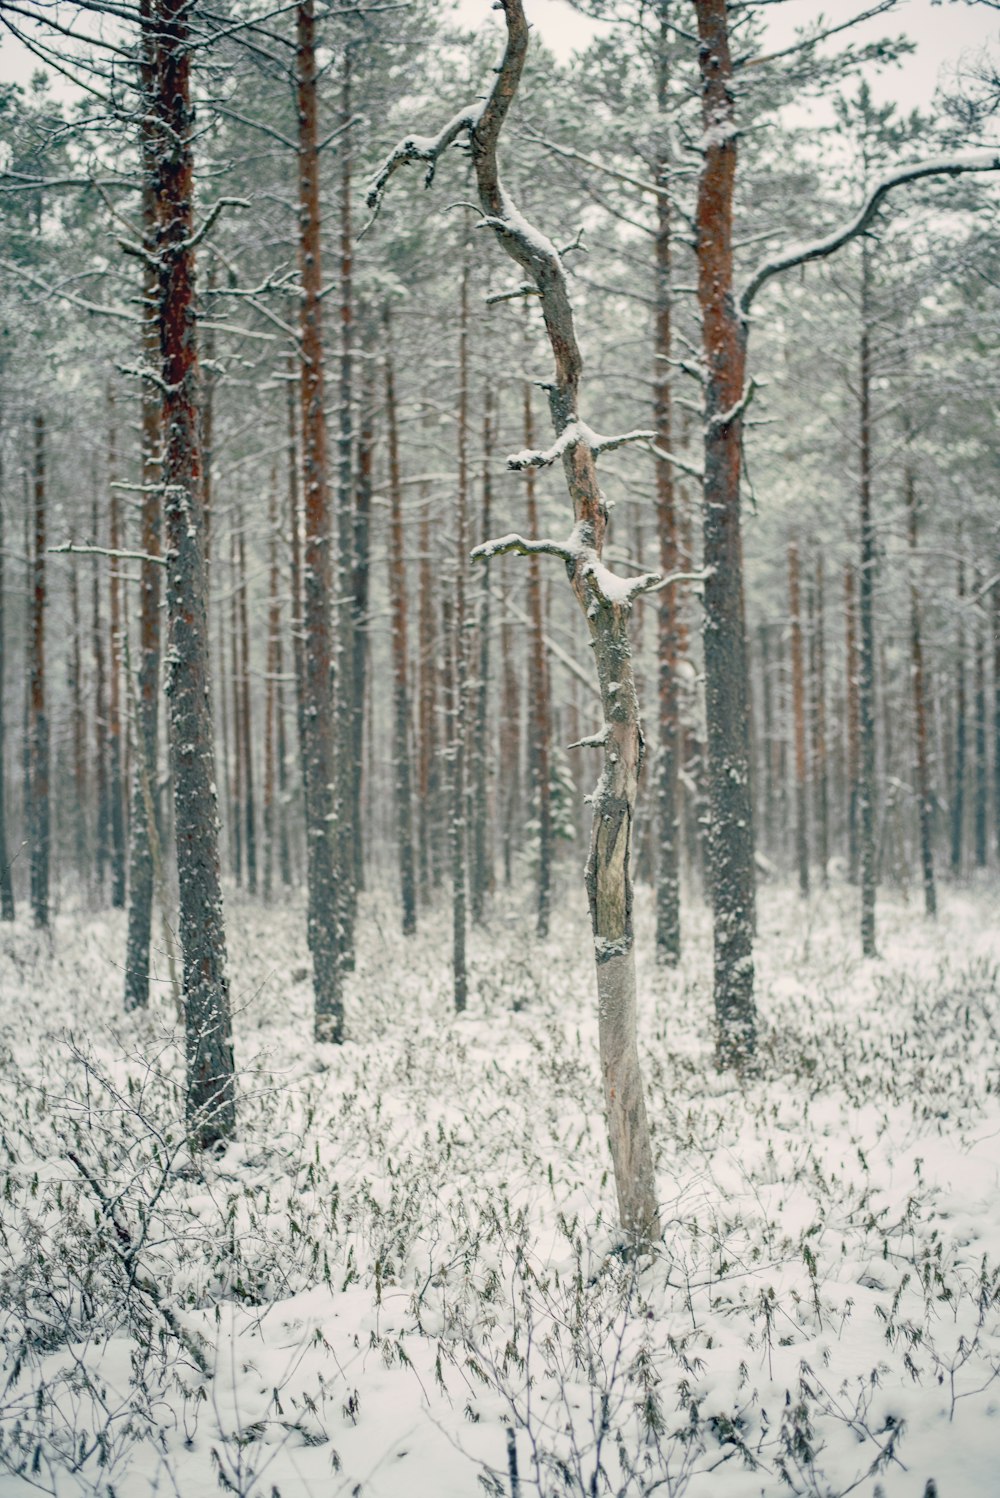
693;0;756;1065
451;262;471;1009
974;585;987;869
524;382;552;940
107;395;127;909
352;342;374;897
417;501;440;894
951;554;966;875
845;562;860;882
500;594;520;888
296;0;342;1041
470;387;494;925
263;480;280;903
229;539;244;886
810;558;830;887
286;355;307;803
68;565;88;879
237;524;257;895
907;473;936;915
788;542;809;896
335;51;357;970
758;623;775;855
154;0;235;1149
858;242;877;957
0;417;14;921
29;413;49;928
91;495;110;896
124;36;163;1008
654;48;681;963
384;308;417;936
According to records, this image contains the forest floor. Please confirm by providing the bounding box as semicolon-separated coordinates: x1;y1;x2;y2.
1;873;999;1498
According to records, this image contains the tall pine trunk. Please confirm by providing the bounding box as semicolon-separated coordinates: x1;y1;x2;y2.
296;0;342;1041
0;413;13;921
335;51;357;969
384;308;417;936
470;388;494;925
29;413;49;928
451;262;471;1009
237;524;257;894
107;395;127;909
810;559;829;886
154;0;235;1149
524;381;551;940
906;471;935;916
693;0;756;1064
951;554;966;875
124;19;163;1008
788;542;809;896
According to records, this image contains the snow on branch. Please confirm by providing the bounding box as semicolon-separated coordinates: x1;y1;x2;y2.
365;104;485;210
471;533;574;566
741;150;1000;316
647;442;705;483
507;419;655;471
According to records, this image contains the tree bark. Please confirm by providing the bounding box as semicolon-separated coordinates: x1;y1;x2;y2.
451;259;471;1010
154;0;235;1149
951;553;966;875
124;21;163;1008
29;413;49;928
845;562;860;882
974;583;988;870
810;558;830;887
524;382;552;940
858;239;877;957
470;386;494;925
0;410;14;921
788;542;809;896
384;307;417;936
352;335;374;896
500;591;520;888
335;49;357;971
229;536;244;886
263;478;280;903
906;472;935;915
692;0;756;1064
417;499;441;894
237;523;257;895
297;0;342;1041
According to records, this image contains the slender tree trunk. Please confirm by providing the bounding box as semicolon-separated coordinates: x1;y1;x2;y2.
107;394;127;909
384;310;417;935
758;623;775;855
858;241;877;957
68;566;88;879
993;577;1000;867
154;0;235;1149
229;540;244;886
335;50;357;970
654;35;681;963
286;355;307;798
29;414;49;928
788;542;809;896
296;0;341;1041
524;382;552;940
91;495;110;896
951;554;966;875
0;418;14;921
974;583;988;869
810;558;830;886
693;0;756;1064
263;479;280;903
907;473;935;915
470;386;494;925
417;501;440;894
352;339;374;896
124;32;163;1008
451;261;471;1009
237;524;257;895
500;593;520;888
845;563;860;881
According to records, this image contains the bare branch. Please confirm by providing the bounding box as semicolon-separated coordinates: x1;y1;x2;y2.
470;532;574;566
741;150;1000;315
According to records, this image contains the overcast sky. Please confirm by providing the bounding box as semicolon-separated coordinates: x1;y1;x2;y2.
453;0;999;115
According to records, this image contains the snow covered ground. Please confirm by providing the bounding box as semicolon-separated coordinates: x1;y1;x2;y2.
1;876;999;1497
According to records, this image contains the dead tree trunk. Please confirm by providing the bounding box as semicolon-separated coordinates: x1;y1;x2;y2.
384;307;417;936
124;21;163;1008
297;0;341;1041
788;541;809;896
523;381;551;940
369;0;660;1238
692;0;756;1064
29;413;49;928
154;0;235;1149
